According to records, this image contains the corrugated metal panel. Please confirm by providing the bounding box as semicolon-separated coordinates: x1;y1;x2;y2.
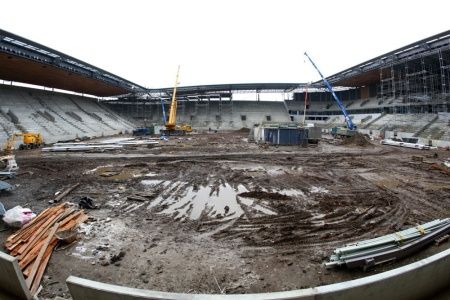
278;129;297;145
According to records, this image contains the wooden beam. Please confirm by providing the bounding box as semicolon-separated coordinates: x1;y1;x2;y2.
25;222;59;288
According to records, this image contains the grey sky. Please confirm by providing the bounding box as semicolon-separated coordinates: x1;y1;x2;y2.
1;0;449;88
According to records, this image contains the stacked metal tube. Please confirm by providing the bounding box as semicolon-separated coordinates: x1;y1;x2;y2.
326;218;450;270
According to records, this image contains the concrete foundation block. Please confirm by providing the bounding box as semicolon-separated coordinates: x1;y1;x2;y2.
0;251;32;300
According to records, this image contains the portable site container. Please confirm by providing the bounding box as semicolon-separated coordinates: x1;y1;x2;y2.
264;127;308;146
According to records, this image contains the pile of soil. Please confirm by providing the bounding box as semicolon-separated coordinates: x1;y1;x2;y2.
235;127;250;133
238;190;291;200
341;133;372;147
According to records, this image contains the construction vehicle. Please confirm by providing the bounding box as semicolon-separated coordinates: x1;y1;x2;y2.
3;132;44;155
160;66;193;136
0;155;18;172
304;52;357;137
132;126;155;136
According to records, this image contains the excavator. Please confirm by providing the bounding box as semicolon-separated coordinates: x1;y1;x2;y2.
160;66;192;136
1;132;43;172
3;132;44;155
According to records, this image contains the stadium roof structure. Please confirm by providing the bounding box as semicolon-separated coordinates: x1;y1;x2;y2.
0;28;146;97
1;28;449;98
146;83;316;97
326;30;450;87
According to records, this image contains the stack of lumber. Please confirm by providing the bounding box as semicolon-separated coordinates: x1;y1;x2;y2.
430;163;450;176
4;203;88;295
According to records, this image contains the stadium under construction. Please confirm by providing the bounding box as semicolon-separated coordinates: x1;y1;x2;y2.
0;28;449;300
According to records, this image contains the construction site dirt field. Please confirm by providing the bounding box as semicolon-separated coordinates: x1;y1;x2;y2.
1;130;450;299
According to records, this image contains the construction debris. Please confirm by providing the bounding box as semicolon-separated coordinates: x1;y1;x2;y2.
429;163;450;176
2;206;36;228
4;203;88;295
411;155;424;162
127;192;155;202
52;183;80;204
127;195;149;202
326;218;450;270
0;155;19;171
78;196;96;209
0;170;16;179
0;180;14;192
0;202;5;216
42;144;123;152
42;138;159;152
380;139;433;150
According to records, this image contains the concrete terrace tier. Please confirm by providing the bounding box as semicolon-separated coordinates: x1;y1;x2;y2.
0;84;136;145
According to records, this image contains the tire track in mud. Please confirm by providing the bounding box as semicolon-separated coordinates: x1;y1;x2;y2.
147;156;416;254
208;174;408;251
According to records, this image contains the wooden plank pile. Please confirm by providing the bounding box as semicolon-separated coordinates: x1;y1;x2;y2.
430;163;450;176
4;203;88;295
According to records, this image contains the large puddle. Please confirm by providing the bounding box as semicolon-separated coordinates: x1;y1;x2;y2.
147;182;247;221
144;180;306;221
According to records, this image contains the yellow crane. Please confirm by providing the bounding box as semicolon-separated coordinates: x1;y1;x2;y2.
161;66;192;136
3;132;43;155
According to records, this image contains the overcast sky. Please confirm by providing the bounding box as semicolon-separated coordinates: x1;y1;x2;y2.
1;0;449;89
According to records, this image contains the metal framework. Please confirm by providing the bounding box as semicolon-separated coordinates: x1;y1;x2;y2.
377;48;450;111
131;83;315;101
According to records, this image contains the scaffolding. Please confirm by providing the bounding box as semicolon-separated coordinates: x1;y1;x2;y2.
377;48;450;114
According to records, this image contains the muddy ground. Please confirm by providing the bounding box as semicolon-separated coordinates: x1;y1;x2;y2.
1;130;449;299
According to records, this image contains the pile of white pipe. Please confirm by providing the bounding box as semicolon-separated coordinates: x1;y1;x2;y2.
326;218;450;268
380;139;434;150
42;138;159;152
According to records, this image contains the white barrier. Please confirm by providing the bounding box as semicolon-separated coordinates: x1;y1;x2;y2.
67;248;450;300
0;251;32;300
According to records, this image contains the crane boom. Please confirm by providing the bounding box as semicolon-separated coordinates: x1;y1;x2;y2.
160;66;192;136
165;65;180;130
304;52;356;130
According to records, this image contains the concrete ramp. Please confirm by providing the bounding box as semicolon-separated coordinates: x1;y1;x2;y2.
0;251;32;300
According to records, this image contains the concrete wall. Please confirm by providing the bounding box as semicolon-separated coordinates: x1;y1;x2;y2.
66;248;450;300
0;251;32;300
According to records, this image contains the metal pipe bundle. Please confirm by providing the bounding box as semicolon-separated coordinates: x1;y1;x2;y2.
326;218;450;270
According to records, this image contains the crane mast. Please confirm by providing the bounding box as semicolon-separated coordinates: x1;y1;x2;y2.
165;65;180;131
304;52;356;130
160;66;192;136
